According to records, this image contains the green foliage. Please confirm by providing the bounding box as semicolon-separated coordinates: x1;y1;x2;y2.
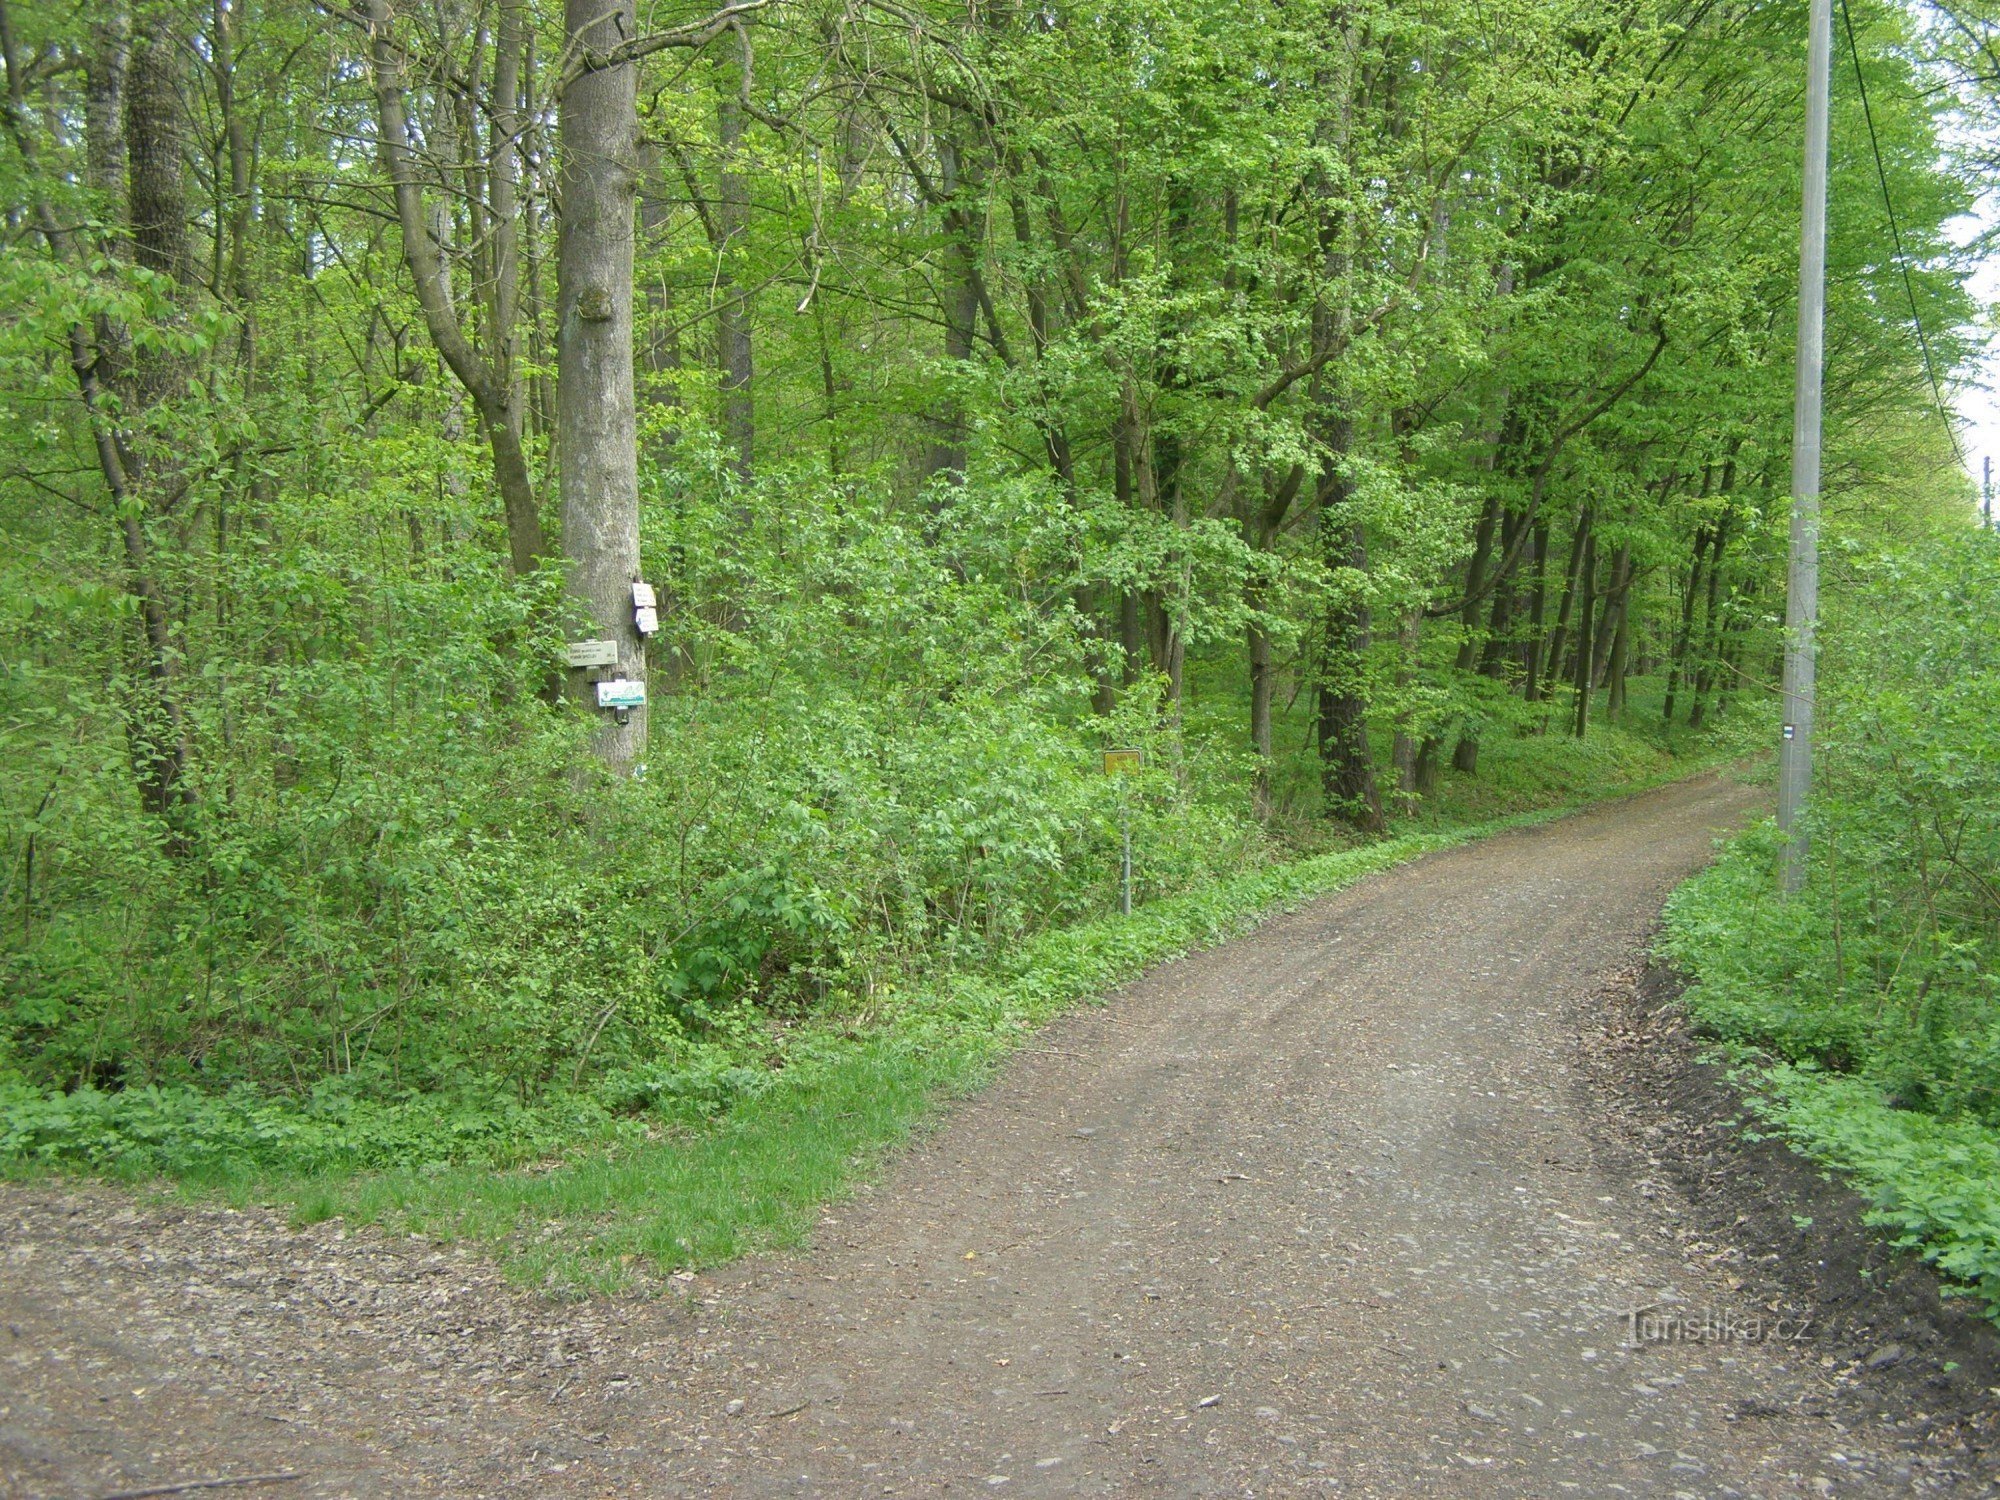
208;813;1525;1286
1663;532;2000;1318
0;1075;619;1180
0;0;1974;1282
0;461;1271;1123
1729;1063;2000;1316
0;738;1710;1293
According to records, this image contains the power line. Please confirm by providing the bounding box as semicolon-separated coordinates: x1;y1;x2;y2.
1839;0;1965;466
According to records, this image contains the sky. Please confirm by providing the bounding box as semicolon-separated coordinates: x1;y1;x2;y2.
1952;199;2000;509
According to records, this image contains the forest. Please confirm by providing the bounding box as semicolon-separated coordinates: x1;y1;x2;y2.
1;0;1997;1303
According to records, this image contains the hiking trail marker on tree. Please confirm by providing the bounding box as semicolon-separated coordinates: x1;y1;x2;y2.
565;639;619;669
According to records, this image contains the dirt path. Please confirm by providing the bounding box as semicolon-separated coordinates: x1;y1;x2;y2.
4;773;1991;1498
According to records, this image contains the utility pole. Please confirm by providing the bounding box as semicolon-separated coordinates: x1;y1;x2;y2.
1984;454;1992;529
1779;0;1832;896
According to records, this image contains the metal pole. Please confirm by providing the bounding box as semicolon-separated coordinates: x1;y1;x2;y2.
1120;799;1133;917
1778;0;1833;895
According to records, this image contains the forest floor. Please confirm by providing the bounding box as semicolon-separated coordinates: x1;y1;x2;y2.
5;771;1999;1499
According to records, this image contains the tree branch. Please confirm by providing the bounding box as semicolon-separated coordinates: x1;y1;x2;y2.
559;0;771;92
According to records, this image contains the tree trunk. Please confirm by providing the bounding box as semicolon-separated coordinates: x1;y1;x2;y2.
1662;522;1710;724
1312;405;1383;831
1589;543;1630;688
1119;589;1144;686
4;0;188;834
1146;590;1185;715
1415;735;1443;794
1539;505;1593;705
925;133;978;484
1389;607;1422;814
365;0;545;576
1521;518;1549;695
1307;48;1382;832
1317;511;1384;832
1569;528;1597;738
1248;610;1274;820
1713;612;1749;720
1437;491;1499;774
121;12;195;829
1687;517;1731;730
558;0;646;774
126;17;186;286
84;9;129;213
485;0;529;463
715;66;754;481
1475;506;1524;680
1151;178;1194;721
1605;555;1634;719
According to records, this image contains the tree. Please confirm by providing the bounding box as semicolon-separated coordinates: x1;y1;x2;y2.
364;0;546;577
557;0;646;772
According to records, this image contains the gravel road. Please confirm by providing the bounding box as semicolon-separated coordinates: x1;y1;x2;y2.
4;771;1990;1498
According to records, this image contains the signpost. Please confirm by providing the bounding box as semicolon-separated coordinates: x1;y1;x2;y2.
595;677;646;720
1103;748;1142;916
631;580;659;637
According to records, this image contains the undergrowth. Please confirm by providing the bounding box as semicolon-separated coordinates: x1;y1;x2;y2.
1661;533;2000;1322
3;734;1728;1289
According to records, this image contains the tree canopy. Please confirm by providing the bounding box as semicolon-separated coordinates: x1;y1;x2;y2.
0;0;1981;1143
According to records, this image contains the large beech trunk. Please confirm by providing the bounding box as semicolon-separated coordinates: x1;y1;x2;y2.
1317;512;1385;834
558;0;646;774
120;13;196;830
1314;416;1384;833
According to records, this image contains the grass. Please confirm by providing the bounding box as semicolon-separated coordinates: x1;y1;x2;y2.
1662;823;2000;1322
298;1029;986;1293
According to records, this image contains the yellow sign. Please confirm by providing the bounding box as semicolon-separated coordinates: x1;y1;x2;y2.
1102;748;1143;775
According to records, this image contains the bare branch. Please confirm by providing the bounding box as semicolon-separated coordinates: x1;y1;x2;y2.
559;0;771;93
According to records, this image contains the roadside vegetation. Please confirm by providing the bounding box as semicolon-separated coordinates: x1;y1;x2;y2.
1665;530;2000;1319
0;692;1733;1287
0;0;1984;1287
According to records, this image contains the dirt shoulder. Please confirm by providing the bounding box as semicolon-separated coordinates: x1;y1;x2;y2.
1576;958;2000;1485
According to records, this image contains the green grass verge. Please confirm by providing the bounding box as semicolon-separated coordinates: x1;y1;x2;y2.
1662;825;2000;1324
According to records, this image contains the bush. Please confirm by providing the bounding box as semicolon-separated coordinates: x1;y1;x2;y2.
0;468;1272;1166
1662;530;2000;1317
